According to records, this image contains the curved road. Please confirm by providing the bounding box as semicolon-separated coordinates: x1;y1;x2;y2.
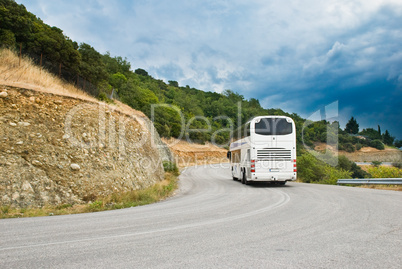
1;164;401;268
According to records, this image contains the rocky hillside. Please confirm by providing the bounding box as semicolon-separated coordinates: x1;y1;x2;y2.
0;86;172;208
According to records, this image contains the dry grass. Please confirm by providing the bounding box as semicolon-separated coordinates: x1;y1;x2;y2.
0;48;145;119
112;99;146;118
0;49;96;102
359;185;402;191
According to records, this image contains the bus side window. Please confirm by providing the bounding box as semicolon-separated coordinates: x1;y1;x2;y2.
232;150;240;163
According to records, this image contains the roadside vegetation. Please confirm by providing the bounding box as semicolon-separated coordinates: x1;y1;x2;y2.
297;152;369;185
367;166;402;178
361;160;402;191
297;150;402;190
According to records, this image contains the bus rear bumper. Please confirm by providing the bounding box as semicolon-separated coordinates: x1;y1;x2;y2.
250;172;296;182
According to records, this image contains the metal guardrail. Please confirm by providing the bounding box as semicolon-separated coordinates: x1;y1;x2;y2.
337;178;402;185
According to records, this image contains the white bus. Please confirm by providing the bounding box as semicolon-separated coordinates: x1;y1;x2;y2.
227;116;297;185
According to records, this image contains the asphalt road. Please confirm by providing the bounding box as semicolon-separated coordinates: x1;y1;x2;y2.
1;164;401;268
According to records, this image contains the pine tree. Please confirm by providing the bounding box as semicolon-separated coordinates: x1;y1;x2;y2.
345;117;359;134
382;130;394;146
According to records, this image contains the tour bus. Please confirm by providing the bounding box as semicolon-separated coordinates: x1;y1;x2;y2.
227;116;297;185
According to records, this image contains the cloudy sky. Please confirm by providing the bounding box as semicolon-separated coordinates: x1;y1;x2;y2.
17;0;402;138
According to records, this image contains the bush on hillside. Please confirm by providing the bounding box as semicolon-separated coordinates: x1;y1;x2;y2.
340;142;355;152
297;153;352;184
337;155;370;178
163;161;179;175
297;153;326;183
98;92;113;103
369;139;385;150
371;161;382;167
321;166;353;185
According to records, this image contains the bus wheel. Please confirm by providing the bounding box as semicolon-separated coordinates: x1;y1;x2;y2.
244;175;250;185
242;172;248;185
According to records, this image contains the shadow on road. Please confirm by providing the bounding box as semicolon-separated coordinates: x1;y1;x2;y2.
228;179;294;188
247;182;293;188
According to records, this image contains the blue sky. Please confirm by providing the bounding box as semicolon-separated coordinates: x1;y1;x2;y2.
17;0;402;139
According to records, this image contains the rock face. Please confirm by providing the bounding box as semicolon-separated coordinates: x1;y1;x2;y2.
143;117;175;165
0;86;168;208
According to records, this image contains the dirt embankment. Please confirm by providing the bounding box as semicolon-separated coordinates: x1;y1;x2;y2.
314;143;401;163
0;86;169;208
163;138;228;168
340;147;401;163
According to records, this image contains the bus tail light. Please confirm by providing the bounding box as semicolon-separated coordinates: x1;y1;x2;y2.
293;159;297;172
251;159;255;173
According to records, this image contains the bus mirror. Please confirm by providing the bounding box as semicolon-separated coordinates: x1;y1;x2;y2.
227;151;231;160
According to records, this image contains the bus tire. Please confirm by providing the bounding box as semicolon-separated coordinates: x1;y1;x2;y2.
242;171;247;185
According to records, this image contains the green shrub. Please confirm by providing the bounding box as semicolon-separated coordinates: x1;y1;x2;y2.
367;166;402;178
297;152;352;184
339;134;355;145
1;206;10;214
342;142;355;152
98;92;114;103
321;166;352;185
371;161;382;167
163;161;179;174
88;200;103;211
337;155;370;178
369;139;385;150
337;155;353;171
350;163;371;178
319;132;327;143
297;153;326;183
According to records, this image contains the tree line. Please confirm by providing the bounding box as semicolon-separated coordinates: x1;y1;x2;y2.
344;116;399;150
1;0;400;152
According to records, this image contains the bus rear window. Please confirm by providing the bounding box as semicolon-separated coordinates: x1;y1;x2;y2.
255;118;292;135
